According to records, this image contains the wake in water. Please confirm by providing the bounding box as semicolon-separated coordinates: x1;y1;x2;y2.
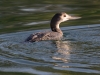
0;24;100;74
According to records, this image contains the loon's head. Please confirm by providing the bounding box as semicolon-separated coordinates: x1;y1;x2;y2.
50;12;81;31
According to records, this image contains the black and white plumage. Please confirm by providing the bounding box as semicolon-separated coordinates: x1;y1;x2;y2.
25;12;81;42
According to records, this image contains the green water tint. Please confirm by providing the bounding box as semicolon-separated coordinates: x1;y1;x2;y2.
0;0;100;34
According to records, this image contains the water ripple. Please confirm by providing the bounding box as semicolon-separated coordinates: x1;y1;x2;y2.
0;24;100;74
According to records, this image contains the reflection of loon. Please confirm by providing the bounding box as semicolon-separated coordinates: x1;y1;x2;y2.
52;41;71;62
25;12;81;42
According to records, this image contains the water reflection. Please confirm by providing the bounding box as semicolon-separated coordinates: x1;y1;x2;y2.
0;67;59;75
24;21;49;26
20;4;79;12
52;41;71;62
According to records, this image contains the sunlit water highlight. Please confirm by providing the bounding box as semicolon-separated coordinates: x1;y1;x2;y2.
0;24;100;75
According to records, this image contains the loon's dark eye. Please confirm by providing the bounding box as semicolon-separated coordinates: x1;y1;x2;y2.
64;15;66;17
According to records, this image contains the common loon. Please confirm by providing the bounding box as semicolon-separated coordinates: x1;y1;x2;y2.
25;12;81;42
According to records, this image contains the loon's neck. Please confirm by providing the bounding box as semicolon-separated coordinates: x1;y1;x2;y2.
50;22;63;34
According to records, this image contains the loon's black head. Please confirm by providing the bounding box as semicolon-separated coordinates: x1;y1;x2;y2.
50;12;81;32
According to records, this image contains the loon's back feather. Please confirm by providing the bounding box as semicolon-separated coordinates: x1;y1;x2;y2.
25;31;63;42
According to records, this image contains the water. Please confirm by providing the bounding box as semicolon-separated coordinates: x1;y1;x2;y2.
0;0;100;75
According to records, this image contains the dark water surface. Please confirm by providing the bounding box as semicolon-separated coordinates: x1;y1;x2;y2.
0;0;100;75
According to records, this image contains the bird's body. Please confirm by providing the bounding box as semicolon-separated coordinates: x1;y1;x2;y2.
25;31;63;42
25;12;81;42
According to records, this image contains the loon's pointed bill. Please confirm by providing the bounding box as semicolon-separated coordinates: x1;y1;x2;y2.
68;16;81;20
